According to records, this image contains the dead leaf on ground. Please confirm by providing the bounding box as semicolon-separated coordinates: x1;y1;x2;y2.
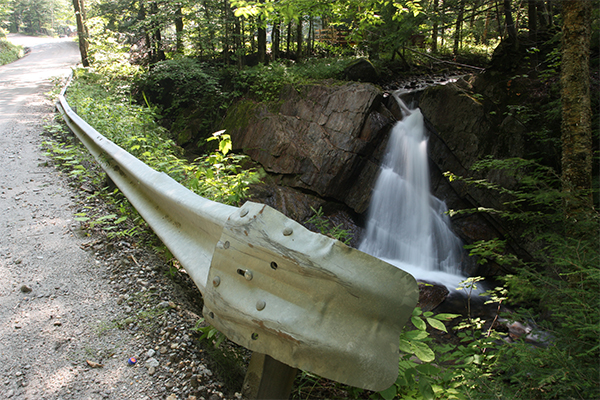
86;360;104;368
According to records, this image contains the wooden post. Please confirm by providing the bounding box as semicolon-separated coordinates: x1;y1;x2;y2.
242;353;298;399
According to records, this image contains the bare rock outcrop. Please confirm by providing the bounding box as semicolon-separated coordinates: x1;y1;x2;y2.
222;82;395;214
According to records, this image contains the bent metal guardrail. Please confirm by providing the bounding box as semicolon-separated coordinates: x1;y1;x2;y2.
55;89;419;392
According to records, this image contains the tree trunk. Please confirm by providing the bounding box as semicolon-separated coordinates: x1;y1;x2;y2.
528;0;537;42
250;18;256;52
272;20;280;60
308;17;313;57
223;0;230;61
72;0;89;67
257;24;267;64
453;0;465;55
537;0;550;32
148;2;165;63
142;12;152;62
286;21;292;55
257;0;267;64
203;1;215;54
175;6;184;53
483;7;490;45
503;0;517;46
296;19;303;61
431;0;438;52
561;0;593;222
495;1;504;39
234;16;243;68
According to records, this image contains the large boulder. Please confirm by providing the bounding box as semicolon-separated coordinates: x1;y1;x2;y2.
222;82;395;215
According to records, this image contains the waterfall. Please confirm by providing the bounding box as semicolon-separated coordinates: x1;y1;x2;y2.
359;96;467;291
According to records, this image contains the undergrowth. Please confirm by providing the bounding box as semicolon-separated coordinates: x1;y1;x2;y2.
444;157;600;400
0;38;23;65
65;66;264;207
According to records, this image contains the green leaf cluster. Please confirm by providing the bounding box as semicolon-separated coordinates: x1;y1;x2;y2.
0;38;23;65
67;67;263;207
444;157;600;399
305;206;352;244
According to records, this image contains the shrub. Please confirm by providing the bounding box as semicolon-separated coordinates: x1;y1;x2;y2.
0;39;23;65
135;58;230;141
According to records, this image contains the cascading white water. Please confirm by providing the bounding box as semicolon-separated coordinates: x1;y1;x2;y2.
359;97;467;291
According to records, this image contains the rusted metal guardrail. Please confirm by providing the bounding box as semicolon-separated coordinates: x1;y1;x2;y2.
56;83;418;394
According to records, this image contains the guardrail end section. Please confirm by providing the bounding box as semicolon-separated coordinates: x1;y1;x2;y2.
203;202;419;391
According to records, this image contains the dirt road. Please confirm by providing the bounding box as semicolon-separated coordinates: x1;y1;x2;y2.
0;35;228;400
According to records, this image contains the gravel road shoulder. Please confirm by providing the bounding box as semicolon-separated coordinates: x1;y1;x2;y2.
0;35;242;400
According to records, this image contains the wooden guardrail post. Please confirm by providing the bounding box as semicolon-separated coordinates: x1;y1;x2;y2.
242;353;298;400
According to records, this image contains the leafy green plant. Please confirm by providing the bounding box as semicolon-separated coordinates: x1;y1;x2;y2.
67;67;263;207
192;318;226;348
42;123;149;242
444;155;600;399
135;58;230;138
0;39;23;65
464;238;519;268
186;131;264;206
305;206;352;244
378;307;462;400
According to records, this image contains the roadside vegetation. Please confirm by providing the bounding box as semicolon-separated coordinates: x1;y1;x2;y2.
0;29;23;65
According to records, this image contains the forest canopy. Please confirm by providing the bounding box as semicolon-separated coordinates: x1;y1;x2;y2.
0;0;568;65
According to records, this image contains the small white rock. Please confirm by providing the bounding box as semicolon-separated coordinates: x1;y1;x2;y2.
146;357;160;368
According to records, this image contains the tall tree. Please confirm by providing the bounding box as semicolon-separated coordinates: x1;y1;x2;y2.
175;4;184;53
503;0;517;46
560;0;593;222
431;0;439;52
453;0;465;54
72;0;89;67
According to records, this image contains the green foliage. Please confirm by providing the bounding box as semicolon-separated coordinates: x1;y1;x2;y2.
305;206;352;244
445;156;600;399
464;238;519;267
445;157;563;232
230;62;289;101
135;58;230;138
494;233;600;399
230;58;352;102
42;122;147;241
188;131;264;205
193;318;226;348
85;16;144;79
0;38;23;65
67;67;262;207
5;0;73;35
377;306;504;400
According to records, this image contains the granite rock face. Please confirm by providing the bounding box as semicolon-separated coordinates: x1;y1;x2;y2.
223;82;395;214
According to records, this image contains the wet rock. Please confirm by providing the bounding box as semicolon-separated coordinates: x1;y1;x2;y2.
419;80;531;272
417;282;450;312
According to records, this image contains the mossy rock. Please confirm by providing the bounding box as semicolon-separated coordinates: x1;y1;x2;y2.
343;58;379;83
